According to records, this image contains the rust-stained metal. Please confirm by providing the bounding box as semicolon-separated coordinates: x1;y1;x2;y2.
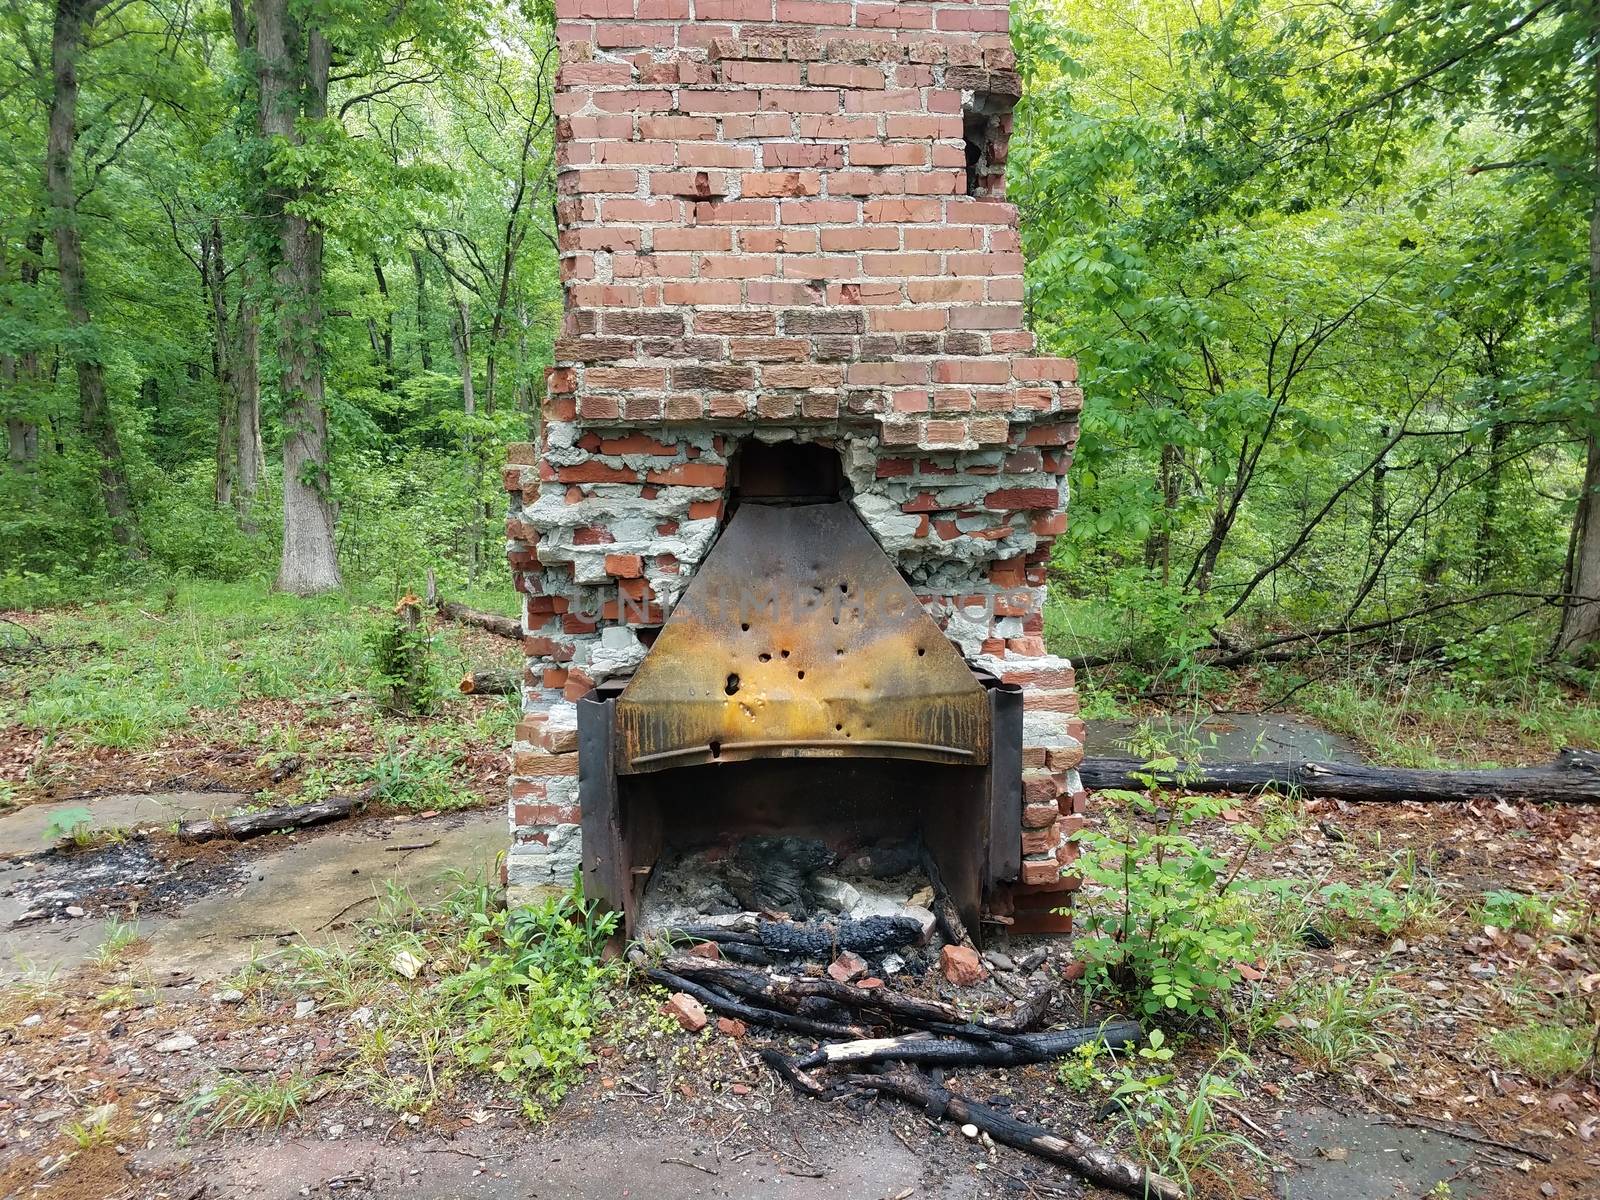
615;502;990;773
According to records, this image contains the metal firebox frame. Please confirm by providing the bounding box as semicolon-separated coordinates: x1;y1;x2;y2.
576;674;1022;939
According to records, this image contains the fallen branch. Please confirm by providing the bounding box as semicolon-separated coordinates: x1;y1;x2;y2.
176;793;366;844
1080;748;1600;804
842;1069;1183;1200
458;669;518;695
796;1020;1142;1071
661;955;959;1025
425;569;521;640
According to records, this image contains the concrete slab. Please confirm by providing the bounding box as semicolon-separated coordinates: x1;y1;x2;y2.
148;1119;985;1200
0;790;245;848
1092;713;1364;764
1278;1107;1491;1199
137;807;505;980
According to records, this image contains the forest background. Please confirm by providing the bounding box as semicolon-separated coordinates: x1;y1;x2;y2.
4;0;1599;759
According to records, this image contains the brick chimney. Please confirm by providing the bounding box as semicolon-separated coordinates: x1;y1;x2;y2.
503;0;1084;934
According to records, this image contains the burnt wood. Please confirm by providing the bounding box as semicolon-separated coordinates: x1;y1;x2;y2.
644;966;866;1039
1080;747;1600;804
796;1020;1143;1071
841;1069;1183;1200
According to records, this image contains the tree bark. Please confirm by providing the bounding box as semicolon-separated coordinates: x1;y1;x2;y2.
227;0;263;524
259;0;341;594
204;221;236;509
47;0;139;550
2;232;42;465
234;297;263;517
1559;22;1600;657
372;257;395;393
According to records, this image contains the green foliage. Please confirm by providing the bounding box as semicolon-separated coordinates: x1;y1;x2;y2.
285;879;619;1119
1108;1041;1264;1196
1477;889;1563;934
1068;726;1275;1022
41;806;95;846
189;1072;318;1131
365;599;440;716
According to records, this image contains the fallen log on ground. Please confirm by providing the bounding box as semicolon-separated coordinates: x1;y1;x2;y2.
176;794;365;844
796;1020;1143;1071
842;1069;1183;1200
643;966;867;1040
1080;747;1600;804
425;569;522;640
458;669;518;695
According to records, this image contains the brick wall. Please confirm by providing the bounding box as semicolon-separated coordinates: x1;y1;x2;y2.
504;0;1085;929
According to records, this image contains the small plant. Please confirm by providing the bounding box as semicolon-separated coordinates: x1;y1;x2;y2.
1318;852;1446;940
1477;888;1561;933
93;916;141;968
1056;1036;1113;1094
191;1072;317;1131
42;806;95;847
1067;723;1277;1022
366;594;440;716
1109;1042;1264;1196
63;1103;118;1150
1490;1012;1595;1083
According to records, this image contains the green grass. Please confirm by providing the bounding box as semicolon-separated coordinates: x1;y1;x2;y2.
2;579;519;807
276;877;620;1119
190;1072;319;1131
4;579;519;751
1296;674;1600;768
1274;974;1411;1069
1489;1016;1595;1084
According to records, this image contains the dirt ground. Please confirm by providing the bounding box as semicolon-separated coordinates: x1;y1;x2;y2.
2;742;1599;1199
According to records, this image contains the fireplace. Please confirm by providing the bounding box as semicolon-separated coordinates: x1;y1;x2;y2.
503;0;1086;937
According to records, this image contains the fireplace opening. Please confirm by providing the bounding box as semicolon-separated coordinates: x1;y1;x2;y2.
727;437;846;507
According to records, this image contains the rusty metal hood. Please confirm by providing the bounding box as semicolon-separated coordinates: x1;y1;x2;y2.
615;502;989;773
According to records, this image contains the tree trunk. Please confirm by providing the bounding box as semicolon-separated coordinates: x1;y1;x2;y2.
227;0;263;524
47;0;139;550
234;297;263;518
410;247;432;370
259;0;340;594
205;222;236;509
449;296;484;574
1142;442;1177;583
372;257;395;393
2;233;41;465
1559;31;1600;657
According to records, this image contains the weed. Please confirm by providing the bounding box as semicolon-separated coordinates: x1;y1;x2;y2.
1110;1040;1265;1196
41;805;94;846
1277;975;1410;1069
190;1072;317;1131
366;596;441;716
1319;852;1447;940
93;916;141;968
62;1103;118;1150
1476;888;1563;934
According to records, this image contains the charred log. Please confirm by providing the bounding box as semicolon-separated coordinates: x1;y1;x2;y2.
842;1069;1183;1200
1080;748;1600;804
795;1020;1143;1071
643;966;866;1040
